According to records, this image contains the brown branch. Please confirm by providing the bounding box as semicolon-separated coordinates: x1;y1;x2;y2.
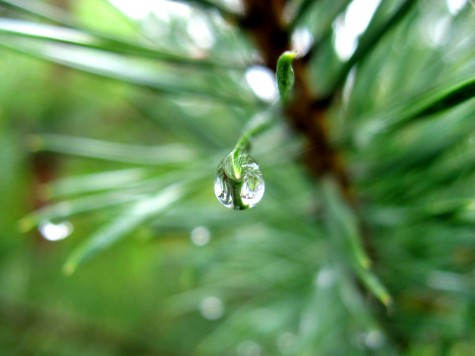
240;0;289;69
241;0;354;203
239;2;404;349
287;62;355;203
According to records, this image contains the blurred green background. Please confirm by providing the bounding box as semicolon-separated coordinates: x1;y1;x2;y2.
1;0;475;354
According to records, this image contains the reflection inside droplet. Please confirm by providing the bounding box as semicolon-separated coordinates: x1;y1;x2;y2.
214;151;265;210
38;220;73;241
200;296;224;320
190;226;211;246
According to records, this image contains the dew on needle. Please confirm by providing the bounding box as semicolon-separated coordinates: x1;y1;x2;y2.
214;150;265;210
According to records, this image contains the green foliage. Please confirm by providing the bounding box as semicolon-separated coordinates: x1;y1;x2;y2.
1;0;475;355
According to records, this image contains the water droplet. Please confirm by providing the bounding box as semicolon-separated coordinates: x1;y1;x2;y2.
190;226;211;246
38;220;73;241
200;296;224;320
364;330;385;349
315;267;335;289
214;151;265;210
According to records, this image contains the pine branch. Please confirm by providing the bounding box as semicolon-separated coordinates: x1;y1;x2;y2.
0;0;73;26
238;3;401;348
241;0;352;197
0;18;244;69
330;0;417;93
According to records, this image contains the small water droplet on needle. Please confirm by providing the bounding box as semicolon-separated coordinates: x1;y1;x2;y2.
214;151;265;210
